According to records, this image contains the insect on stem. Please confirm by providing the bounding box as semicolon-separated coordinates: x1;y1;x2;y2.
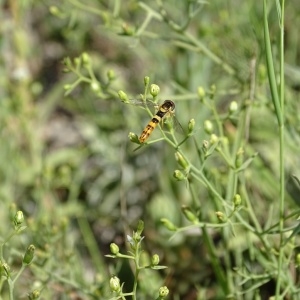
138;100;175;143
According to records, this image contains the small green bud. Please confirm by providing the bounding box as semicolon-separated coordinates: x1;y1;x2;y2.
210;134;219;144
229;101;238;114
90;81;101;92
132;230;142;244
118;90;129;103
188;118;195;134
158;286;169;298
128;132;140;144
175;152;189;170
126;235;135;247
14;211;24;227
197;86;205;100
144;76;150;87
28;290;40;300
107;69;115;81
63;84;72;90
215;211;226;222
160;218;177;231
204;120;214;134
235;147;244;168
110;276;121;293
150;84;160;97
296;253;300;267
181;205;198;223
49;6;60;16
81;52;90;65
23;244;35;265
173;170;185;181
121;23;135;35
0;261;10;278
151;254;160;266
136;220;144;236
233;194;241;208
110;243;119;255
202;140;209;153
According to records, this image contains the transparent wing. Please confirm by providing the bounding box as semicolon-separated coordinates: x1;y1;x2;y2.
125;98;185;135
162;111;185;135
127;98;159;110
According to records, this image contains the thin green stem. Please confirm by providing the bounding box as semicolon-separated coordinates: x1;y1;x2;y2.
8;278;14;300
67;0;109;19
263;0;285;297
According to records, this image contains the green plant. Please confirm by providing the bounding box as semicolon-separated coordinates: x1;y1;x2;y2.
1;0;300;299
106;220;169;300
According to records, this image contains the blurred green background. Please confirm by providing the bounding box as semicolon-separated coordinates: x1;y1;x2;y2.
1;0;300;299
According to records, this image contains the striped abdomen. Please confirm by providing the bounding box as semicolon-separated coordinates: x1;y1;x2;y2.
138;100;175;143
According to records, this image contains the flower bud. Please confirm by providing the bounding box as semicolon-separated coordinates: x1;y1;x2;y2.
229;101;238;114
49;6;60;16
150;84;160;97
202;140;209;153
107;69;115;81
197;86;205;100
151;254;160;266
233;194;241;208
158;286;169;298
136;220;144;236
118;90;129;103
63;84;72;90
215;211;226;222
175;152;189;170
14;211;24;228
160;218;177;231
0;261;10;278
132;231;142;244
210;134;219;144
126;235;134;247
181;205;198;223
23;244;35;265
110;243;119;255
204;120;213;134
188;118;195;134
28;290;40;300
121;23;135;35
81;52;90;65
90;81;101;92
128;132;140;144
173;170;185;181
144;76;150;87
110;276;121;293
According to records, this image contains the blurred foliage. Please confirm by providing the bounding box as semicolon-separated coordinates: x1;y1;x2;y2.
0;0;300;299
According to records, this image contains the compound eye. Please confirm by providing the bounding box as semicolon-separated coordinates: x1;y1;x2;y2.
163;100;175;111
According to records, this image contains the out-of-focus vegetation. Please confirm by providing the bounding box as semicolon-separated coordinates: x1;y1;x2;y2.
1;0;300;299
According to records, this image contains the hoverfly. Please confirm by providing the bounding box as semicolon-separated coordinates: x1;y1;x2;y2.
126;98;183;143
